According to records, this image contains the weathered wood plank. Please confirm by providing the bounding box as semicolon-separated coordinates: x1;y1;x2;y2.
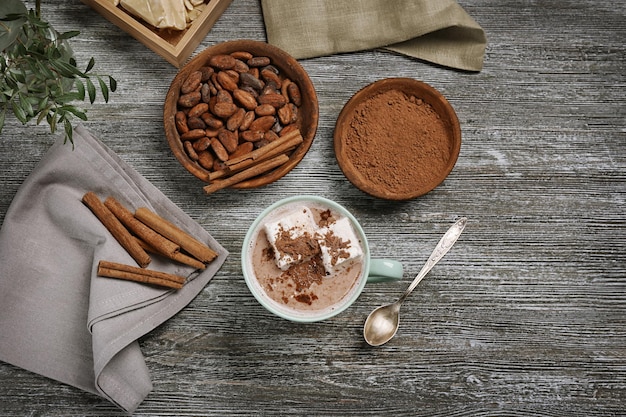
0;0;624;415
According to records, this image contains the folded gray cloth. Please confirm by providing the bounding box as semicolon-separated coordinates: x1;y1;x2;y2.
261;0;487;71
0;125;228;413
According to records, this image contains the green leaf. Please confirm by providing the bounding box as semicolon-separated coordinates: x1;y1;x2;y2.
19;93;34;116
85;57;95;73
63;118;73;144
0;108;5;134
54;92;83;103
36;104;51;125
75;79;85;101
86;78;96;103
50;59;83;78
109;76;117;92
11;99;28;123
61;105;87;121
47;108;57;132
98;77;109;103
58;30;80;40
36;60;55;80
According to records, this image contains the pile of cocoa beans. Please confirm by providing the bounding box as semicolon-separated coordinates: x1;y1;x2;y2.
174;51;302;173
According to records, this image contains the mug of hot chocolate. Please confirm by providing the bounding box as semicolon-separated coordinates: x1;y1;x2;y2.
242;196;403;322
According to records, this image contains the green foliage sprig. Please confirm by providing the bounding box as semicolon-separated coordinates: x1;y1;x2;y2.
0;0;117;144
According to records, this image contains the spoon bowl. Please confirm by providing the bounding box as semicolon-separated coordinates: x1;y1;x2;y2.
363;217;467;346
363;302;401;346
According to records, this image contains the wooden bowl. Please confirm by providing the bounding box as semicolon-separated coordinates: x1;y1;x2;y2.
334;78;461;200
164;40;319;188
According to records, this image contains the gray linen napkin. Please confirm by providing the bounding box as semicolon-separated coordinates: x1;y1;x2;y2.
0;125;228;413
261;0;487;71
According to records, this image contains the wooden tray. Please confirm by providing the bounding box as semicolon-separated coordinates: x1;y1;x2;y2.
81;0;233;67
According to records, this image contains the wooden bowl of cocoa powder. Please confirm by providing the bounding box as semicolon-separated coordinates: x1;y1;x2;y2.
333;78;461;200
164;40;319;190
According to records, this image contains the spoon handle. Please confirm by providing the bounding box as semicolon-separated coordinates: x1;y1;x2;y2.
398;217;467;303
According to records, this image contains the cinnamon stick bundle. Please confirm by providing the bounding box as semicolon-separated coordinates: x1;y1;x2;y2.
104;196;180;258
134;207;217;263
135;237;206;270
203;154;290;195
97;260;185;290
82;192;151;268
208;129;303;182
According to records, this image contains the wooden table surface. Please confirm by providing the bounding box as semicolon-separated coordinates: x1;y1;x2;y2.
1;0;624;415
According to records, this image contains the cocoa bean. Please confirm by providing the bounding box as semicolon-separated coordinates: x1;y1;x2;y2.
218;128;238;153
230;141;254;159
184;141;199;161
178;91;202;108
255;103;276;116
233;88;258;111
277;104;293;125
239;72;264;91
201;83;211;103
287;103;298;123
216;89;233;103
180;129;206;141
226;107;246;131
181;71;202;94
233;59;250;74
247;56;271;67
258;93;287;108
287;82;302;106
213;102;238;118
199;66;214;82
216;71;238;91
241;130;265;142
240;111;255;131
264;130;280;142
280;123;299;136
201;112;224;129
175;111;189;134
187;116;206;130
249;115;276;132
197;151;214;170
230;51;253;61
210;138;229;161
209;54;236;70
205;127;220;138
261;68;282;88
188;102;209;118
193;136;212;151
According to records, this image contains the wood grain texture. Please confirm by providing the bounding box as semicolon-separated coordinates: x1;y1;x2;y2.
0;0;624;416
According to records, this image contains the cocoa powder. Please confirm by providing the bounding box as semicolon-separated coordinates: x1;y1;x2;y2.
343;89;452;195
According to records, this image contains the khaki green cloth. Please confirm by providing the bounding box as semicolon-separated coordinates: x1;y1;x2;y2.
261;0;487;71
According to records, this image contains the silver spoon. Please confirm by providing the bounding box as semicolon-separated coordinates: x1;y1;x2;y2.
363;217;467;346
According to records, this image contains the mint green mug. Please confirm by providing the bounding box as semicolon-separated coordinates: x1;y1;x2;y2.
242;196;403;322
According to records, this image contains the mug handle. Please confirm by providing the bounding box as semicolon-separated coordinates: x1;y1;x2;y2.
366;258;403;283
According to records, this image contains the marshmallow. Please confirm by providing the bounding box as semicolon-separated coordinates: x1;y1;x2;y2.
264;206;318;270
317;217;363;274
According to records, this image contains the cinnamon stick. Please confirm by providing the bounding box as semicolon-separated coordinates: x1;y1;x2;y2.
208;130;303;181
203;154;290;195
135;237;206;270
82;192;151;268
104;196;180;258
134;207;217;263
97;260;185;290
225;128;301;166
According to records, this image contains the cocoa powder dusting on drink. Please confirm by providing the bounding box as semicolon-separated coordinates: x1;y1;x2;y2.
344;89;452;194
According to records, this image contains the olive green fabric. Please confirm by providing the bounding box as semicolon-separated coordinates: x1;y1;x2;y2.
261;0;487;71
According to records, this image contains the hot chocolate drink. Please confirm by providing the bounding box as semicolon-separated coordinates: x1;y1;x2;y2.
245;200;365;317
